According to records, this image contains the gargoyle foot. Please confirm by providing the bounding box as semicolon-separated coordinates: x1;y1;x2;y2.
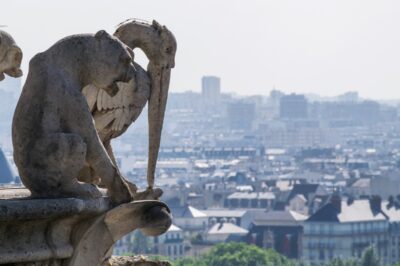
107;176;133;205
133;187;163;201
5;68;22;78
61;182;102;199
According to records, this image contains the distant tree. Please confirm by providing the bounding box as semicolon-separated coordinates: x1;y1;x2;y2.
130;230;153;254
147;255;170;262
360;246;379;266
323;258;356;266
295;261;309;266
174;257;207;266
190;233;204;244
173;242;386;266
324;258;345;266
217;242;290;266
173;242;295;266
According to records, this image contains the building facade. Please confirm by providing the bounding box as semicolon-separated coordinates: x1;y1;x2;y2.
303;197;390;265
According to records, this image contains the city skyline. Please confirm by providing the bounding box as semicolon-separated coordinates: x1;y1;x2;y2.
2;0;400;100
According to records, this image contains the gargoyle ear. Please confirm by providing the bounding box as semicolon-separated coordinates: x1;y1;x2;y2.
95;30;110;39
152;20;162;33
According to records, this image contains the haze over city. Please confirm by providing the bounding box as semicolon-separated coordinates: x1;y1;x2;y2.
4;1;400;265
3;0;400;99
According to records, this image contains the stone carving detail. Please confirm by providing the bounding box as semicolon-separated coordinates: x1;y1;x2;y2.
3;19;175;266
12;30;135;204
0;188;172;266
82;20;177;199
106;256;171;265
0;30;23;81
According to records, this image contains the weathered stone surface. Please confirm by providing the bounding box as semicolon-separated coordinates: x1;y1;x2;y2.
114;20;176;192
12;30;136;204
0;188;171;266
0;30;23;81
82;20;177;198
106;256;171;266
4;20;176;266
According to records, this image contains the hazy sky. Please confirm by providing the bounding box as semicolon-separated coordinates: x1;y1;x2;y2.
2;0;400;99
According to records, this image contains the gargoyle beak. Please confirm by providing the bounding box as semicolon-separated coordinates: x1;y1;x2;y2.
147;64;171;188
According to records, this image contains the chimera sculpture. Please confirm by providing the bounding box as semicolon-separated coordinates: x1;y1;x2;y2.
0;29;22;81
82;20;177;198
12;30;134;204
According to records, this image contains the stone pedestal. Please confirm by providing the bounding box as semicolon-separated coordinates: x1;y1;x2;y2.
0;188;172;266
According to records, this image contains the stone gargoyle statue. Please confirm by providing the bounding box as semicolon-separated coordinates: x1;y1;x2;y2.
0;29;23;81
12;30;136;204
82;20;177;199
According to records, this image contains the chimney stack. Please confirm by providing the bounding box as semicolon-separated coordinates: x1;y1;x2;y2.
370;195;382;212
330;194;342;212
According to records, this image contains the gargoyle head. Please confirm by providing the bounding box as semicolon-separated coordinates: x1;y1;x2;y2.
114;19;177;69
0;30;23;81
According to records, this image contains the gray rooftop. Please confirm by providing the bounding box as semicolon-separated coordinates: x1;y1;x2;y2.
227;192;275;200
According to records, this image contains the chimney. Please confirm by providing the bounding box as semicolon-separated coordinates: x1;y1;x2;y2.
369;195;382;212
387;195;394;209
330;194;341;212
347;196;354;205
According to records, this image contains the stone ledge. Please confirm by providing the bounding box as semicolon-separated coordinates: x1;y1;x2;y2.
0;188;171;266
0;196;112;221
107;256;171;266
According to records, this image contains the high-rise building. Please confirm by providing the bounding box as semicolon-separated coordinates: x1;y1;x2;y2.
227;101;256;130
201;76;220;102
338;91;359;102
279;93;308;119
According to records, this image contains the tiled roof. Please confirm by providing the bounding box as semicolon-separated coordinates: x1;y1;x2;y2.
247;210;308;226
288;184;319;201
172;205;207;218
208;222;248;235
351;178;370;188
307;199;387;223
168;224;182;232
201;209;247;218
227;192;275;200
382;201;400;222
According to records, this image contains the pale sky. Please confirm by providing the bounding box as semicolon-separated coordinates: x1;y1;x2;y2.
2;0;400;99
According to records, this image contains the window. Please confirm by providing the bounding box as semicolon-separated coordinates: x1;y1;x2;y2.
329;224;333;234
319;249;325;260
329;248;334;259
180;245;183;255
320;224;325;234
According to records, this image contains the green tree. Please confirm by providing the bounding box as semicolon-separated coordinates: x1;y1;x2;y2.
130;230;153;254
360;246;379;266
173;257;206;266
173;242;294;266
323;258;356;266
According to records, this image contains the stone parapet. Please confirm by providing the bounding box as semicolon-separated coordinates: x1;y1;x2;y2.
0;188;171;266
